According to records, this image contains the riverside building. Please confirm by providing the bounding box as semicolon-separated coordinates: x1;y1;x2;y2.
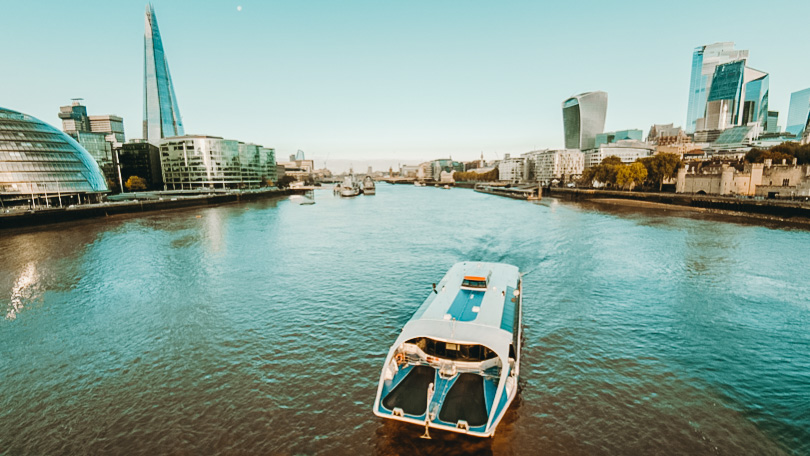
584;140;655;168
562;91;608;150
0;107;108;206
159;135;276;190
533;149;584;185
498;155;525;182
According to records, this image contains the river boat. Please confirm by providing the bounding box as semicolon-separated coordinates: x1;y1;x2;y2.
339;176;360;197
363;176;376;195
373;261;523;438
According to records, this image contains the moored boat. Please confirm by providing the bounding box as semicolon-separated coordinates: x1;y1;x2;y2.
363;176;376;195
339;176;360;197
373;262;523;438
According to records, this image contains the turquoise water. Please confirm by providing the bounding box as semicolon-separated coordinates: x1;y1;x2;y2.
1;185;808;455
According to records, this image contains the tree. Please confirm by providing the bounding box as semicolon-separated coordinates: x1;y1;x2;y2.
125;175;148;192
106;177;120;194
640;153;681;191
601;155;623;166
615;162;647;190
276;175;296;188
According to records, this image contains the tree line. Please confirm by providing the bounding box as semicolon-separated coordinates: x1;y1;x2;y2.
454;168;499;182
744;142;810;165
580;153;681;191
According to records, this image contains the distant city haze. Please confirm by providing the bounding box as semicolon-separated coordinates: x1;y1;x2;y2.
3;0;810;163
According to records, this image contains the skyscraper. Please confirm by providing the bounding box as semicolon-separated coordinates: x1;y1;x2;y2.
143;4;184;145
562;91;608;150
702;60;768;132
685;42;748;133
786;88;810;137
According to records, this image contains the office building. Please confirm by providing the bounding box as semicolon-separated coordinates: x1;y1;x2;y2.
0;107;107;203
766;111;779;134
160;135;276;190
143;4;184;145
686;42;749;133
786;88;810;137
702;60;768;132
584;140;655;168
498;155;525;182
89;115;125;144
533;149;584;184
59;100;118;182
430;159;464;180
562;91;608;150
594;129;643;147
116;140;162;190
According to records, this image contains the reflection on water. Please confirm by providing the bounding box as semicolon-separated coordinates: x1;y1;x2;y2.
6;263;36;320
0;188;808;455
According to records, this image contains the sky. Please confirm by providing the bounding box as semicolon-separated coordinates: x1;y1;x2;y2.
3;0;810;168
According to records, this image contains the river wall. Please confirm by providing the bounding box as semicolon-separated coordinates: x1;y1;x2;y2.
547;187;810;221
0;189;293;230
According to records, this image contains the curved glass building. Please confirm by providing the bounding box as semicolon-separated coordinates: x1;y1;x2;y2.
0;107;108;202
562;91;608;150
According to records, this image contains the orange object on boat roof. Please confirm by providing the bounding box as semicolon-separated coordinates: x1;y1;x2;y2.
464;276;486;282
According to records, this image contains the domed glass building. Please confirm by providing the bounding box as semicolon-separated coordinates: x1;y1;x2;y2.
0;107;108;206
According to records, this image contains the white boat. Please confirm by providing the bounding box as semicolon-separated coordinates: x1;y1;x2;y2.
414;181;424;187
373;262;523;438
443;185;451;190
339;176;360;197
363;176;376;195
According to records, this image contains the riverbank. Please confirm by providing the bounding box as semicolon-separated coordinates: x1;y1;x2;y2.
548;187;810;226
0;188;294;230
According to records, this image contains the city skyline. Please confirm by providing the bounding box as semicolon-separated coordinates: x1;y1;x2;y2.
3;0;810;163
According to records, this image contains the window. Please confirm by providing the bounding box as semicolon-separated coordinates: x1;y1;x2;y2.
783;179;790;187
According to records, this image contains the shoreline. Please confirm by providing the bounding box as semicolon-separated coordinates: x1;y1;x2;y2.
548;188;810;228
0;188;295;231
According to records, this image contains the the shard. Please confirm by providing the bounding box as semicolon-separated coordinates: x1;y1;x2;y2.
143;3;184;145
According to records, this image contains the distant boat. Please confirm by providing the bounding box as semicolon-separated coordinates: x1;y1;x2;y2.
363;176;376;195
414;182;424;187
373;261;523;438
443;185;451;190
340;175;360;197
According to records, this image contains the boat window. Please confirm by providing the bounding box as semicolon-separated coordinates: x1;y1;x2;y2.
406;337;497;362
461;277;487;289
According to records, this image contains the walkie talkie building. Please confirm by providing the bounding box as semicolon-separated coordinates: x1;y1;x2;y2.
143;4;184;146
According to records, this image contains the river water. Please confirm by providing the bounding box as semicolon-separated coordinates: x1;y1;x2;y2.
1;185;808;455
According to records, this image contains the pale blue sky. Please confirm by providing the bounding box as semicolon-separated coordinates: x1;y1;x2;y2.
3;0;810;164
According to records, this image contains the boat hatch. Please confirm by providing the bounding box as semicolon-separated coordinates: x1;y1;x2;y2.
406;337;497;362
461;276;488;289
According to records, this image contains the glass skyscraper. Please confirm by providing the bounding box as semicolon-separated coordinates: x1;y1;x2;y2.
685;42;748;133
786;88;810;137
143;4;184;146
562;91;608;150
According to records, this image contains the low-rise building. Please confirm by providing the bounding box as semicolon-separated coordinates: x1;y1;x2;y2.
160;135;275;190
116;140;162;190
498;155;525;182
676;159;810;197
533;149;584;184
584;140;655;168
594;129;643;147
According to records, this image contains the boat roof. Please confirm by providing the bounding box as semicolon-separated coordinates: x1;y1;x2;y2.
392;262;521;361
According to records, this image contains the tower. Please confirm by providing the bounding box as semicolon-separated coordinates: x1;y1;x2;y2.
143;4;184;145
562;91;608;150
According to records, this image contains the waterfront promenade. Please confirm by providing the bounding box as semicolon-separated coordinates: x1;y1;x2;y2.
0;188;295;230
